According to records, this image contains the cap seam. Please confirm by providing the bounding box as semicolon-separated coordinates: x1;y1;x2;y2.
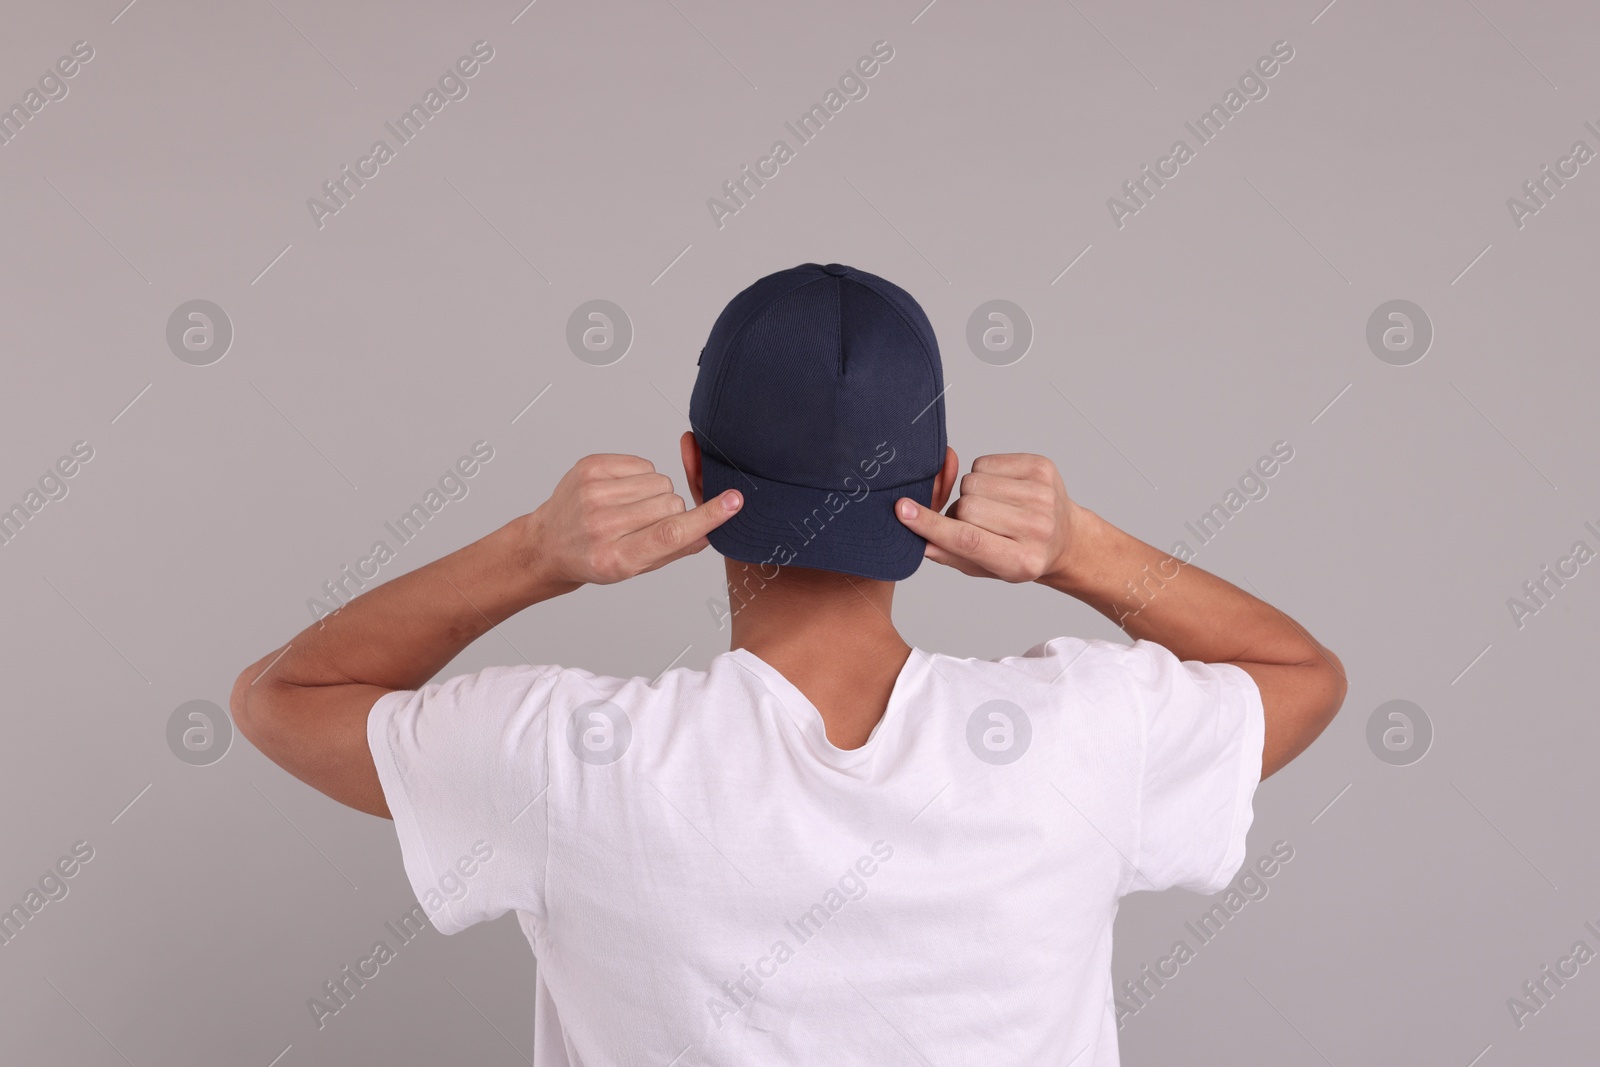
705;272;836;435
700;448;938;495
834;275;845;376
713;523;925;574
850;278;946;452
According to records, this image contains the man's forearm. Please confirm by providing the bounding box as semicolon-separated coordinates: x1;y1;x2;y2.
231;454;739;816
244;514;575;696
1039;504;1346;778
897;458;1344;778
1039;504;1335;671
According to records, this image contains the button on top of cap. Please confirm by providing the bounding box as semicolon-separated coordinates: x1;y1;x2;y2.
821;263;850;276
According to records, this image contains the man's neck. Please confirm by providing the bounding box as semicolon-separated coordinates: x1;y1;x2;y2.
725;561;911;748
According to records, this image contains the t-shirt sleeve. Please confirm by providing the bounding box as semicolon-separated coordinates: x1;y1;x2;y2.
1117;638;1265;895
997;636;1265;894
366;664;564;935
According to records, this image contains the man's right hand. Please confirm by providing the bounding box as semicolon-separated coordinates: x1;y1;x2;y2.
528;454;743;586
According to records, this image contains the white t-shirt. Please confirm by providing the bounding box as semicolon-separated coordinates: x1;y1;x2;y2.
367;636;1264;1066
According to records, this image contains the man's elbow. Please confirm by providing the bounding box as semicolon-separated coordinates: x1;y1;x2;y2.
230;664;284;756
1254;645;1349;780
1292;652;1344;758
1307;647;1348;738
231;669;261;745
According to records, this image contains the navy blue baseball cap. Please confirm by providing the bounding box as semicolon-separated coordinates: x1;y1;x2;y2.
689;262;947;581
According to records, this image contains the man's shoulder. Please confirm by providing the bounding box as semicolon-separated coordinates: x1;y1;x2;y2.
971;635;1133;682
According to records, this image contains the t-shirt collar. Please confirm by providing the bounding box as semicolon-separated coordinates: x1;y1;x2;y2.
726;646;923;771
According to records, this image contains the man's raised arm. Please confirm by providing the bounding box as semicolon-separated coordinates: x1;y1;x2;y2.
230;454;742;817
895;452;1346;779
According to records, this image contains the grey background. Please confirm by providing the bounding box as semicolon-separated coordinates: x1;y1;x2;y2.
1;0;1595;1063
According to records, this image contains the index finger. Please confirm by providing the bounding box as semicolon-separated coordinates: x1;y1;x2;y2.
575;454;657;480
971;453;1055;481
894;497;1009;571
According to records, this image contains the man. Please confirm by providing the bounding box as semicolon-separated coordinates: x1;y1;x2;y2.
234;262;1345;1064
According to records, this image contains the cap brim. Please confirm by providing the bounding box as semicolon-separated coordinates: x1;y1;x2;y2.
699;450;934;582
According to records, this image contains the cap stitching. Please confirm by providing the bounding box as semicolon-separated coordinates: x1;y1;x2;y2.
704;272;834;433
833;275;845;375
849;278;945;446
699;266;946;490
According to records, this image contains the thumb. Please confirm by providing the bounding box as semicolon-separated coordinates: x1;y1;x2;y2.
681;488;744;541
895;495;998;572
895;496;963;545
630;488;744;566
